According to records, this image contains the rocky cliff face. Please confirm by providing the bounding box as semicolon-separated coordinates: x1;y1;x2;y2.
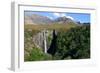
32;30;44;50
32;30;53;52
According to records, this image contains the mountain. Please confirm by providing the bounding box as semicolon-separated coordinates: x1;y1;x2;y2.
25;14;53;25
54;16;78;24
25;15;34;24
25;14;78;25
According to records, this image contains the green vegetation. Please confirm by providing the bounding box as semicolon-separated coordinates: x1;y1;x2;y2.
55;25;90;59
24;23;90;61
25;47;52;61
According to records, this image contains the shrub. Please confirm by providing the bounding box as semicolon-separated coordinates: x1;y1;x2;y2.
55;25;90;59
25;47;52;61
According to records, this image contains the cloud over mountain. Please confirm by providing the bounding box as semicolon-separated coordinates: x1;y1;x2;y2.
53;13;74;20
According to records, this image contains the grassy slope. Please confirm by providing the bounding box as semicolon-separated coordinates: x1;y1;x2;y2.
24;22;78;31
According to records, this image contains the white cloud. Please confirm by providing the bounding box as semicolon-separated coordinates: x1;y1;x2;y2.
53;13;61;17
53;13;66;17
66;16;74;20
53;13;74;20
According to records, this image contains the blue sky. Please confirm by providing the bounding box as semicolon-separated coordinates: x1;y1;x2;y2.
25;11;90;23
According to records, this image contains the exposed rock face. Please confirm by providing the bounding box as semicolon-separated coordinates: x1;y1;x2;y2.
32;30;53;52
32;31;44;50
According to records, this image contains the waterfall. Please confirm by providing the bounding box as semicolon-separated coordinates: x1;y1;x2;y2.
33;29;51;53
43;30;47;53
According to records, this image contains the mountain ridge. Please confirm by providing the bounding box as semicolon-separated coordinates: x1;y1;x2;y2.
25;14;78;25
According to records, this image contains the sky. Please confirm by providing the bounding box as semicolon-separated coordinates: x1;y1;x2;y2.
25;11;90;23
